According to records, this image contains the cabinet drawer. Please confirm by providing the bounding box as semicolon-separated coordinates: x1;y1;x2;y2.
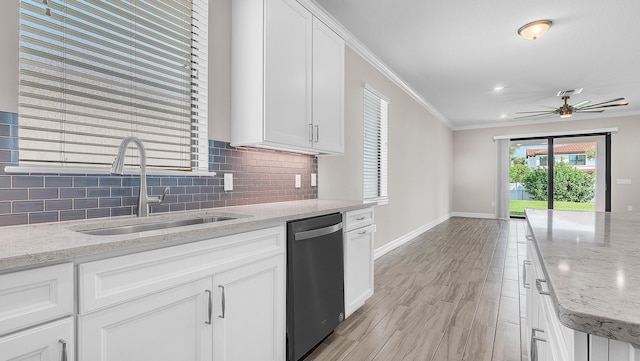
344;208;374;232
78;226;284;314
0;263;73;336
0;317;74;361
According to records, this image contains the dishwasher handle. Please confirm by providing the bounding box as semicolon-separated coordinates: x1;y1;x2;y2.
294;223;343;241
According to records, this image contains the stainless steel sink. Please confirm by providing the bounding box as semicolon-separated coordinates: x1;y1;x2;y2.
79;216;238;236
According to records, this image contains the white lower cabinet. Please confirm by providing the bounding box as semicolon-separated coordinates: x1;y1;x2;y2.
213;254;285;361
343;208;375;318
525;239;587;361
0;263;74;361
79;278;213;361
78;226;286;361
0;317;74;361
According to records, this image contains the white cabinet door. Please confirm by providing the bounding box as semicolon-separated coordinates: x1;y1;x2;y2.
79;278;213;361
232;0;345;154
344;224;374;318
311;17;344;153
213;254;285;361
0;317;74;361
264;0;312;149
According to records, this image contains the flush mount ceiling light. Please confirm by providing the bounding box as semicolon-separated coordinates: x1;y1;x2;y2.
518;20;552;40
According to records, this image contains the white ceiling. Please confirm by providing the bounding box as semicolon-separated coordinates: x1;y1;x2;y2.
312;0;640;129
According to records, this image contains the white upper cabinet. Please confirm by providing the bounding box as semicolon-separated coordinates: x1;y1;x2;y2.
264;0;313;149
232;0;345;154
311;17;345;153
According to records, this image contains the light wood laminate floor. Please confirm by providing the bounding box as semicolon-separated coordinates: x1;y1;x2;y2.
306;218;529;361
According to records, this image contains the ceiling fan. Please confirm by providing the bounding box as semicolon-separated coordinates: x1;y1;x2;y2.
515;96;628;119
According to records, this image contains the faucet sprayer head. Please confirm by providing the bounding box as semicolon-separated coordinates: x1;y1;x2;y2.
110;157;125;175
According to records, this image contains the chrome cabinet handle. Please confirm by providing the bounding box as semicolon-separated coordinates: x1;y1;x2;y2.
530;328;547;361
59;339;68;361
536;279;551;296
205;290;212;324
355;217;366;221
358;230;368;235
309;124;314;142
522;260;532;289
219;285;226;319
314;125;319;142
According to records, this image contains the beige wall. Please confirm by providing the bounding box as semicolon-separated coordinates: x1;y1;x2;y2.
452;115;640;215
319;47;453;249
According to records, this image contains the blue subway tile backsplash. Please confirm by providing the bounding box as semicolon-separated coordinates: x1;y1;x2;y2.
0;112;318;226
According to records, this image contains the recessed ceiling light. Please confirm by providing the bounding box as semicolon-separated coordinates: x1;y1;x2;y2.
493;85;505;91
518;20;552;40
500;114;508;118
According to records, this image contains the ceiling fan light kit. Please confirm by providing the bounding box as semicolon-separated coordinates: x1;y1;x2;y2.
518;20;552;40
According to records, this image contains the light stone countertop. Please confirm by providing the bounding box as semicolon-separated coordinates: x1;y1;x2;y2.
0;199;370;272
525;209;640;345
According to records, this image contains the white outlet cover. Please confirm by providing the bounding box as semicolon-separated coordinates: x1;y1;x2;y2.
224;173;233;191
617;179;632;185
295;174;301;188
311;173;317;187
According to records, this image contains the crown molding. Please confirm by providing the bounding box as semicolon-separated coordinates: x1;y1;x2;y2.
298;0;453;130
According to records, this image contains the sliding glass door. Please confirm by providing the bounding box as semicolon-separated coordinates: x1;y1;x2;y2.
509;133;609;217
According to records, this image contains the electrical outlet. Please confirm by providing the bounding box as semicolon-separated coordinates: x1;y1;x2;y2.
295;174;301;188
629;205;633;211
311;173;317;187
491;202;495;207
224;173;233;191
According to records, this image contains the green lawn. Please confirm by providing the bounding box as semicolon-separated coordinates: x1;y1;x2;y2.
510;200;595;216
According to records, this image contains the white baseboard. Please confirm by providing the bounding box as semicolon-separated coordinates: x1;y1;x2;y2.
449;212;496;219
373;214;450;260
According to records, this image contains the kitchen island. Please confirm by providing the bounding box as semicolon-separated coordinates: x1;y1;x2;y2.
525;209;640;360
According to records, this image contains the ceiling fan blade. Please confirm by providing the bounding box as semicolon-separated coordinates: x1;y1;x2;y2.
540;105;558;110
514;113;556;119
572;100;590;108
579;102;628;110
575;109;605;113
578;97;626;109
515;110;556;114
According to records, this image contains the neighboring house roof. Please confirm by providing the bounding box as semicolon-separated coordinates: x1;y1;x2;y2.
526;143;595;158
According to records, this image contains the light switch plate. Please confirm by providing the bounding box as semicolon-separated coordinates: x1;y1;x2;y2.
295;174;301;188
224;173;233;191
617;179;632;185
311;173;317;187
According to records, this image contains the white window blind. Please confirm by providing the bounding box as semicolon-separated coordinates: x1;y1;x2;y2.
363;86;388;203
18;0;209;171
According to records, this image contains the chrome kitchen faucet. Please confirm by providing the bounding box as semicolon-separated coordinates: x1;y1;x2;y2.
110;136;169;217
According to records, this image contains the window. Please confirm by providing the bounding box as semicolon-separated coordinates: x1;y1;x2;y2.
363;86;388;203
539;156;548;166
18;0;208;171
568;155;586;165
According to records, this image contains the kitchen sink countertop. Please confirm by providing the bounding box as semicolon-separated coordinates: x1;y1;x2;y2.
525;209;640;344
0;199;370;271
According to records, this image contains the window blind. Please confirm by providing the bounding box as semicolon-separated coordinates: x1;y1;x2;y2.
18;0;209;171
363;86;388;202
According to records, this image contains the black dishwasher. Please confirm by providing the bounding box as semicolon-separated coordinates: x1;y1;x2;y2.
287;213;344;361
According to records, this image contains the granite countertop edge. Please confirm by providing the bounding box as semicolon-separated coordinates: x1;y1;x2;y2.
0;199;371;272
